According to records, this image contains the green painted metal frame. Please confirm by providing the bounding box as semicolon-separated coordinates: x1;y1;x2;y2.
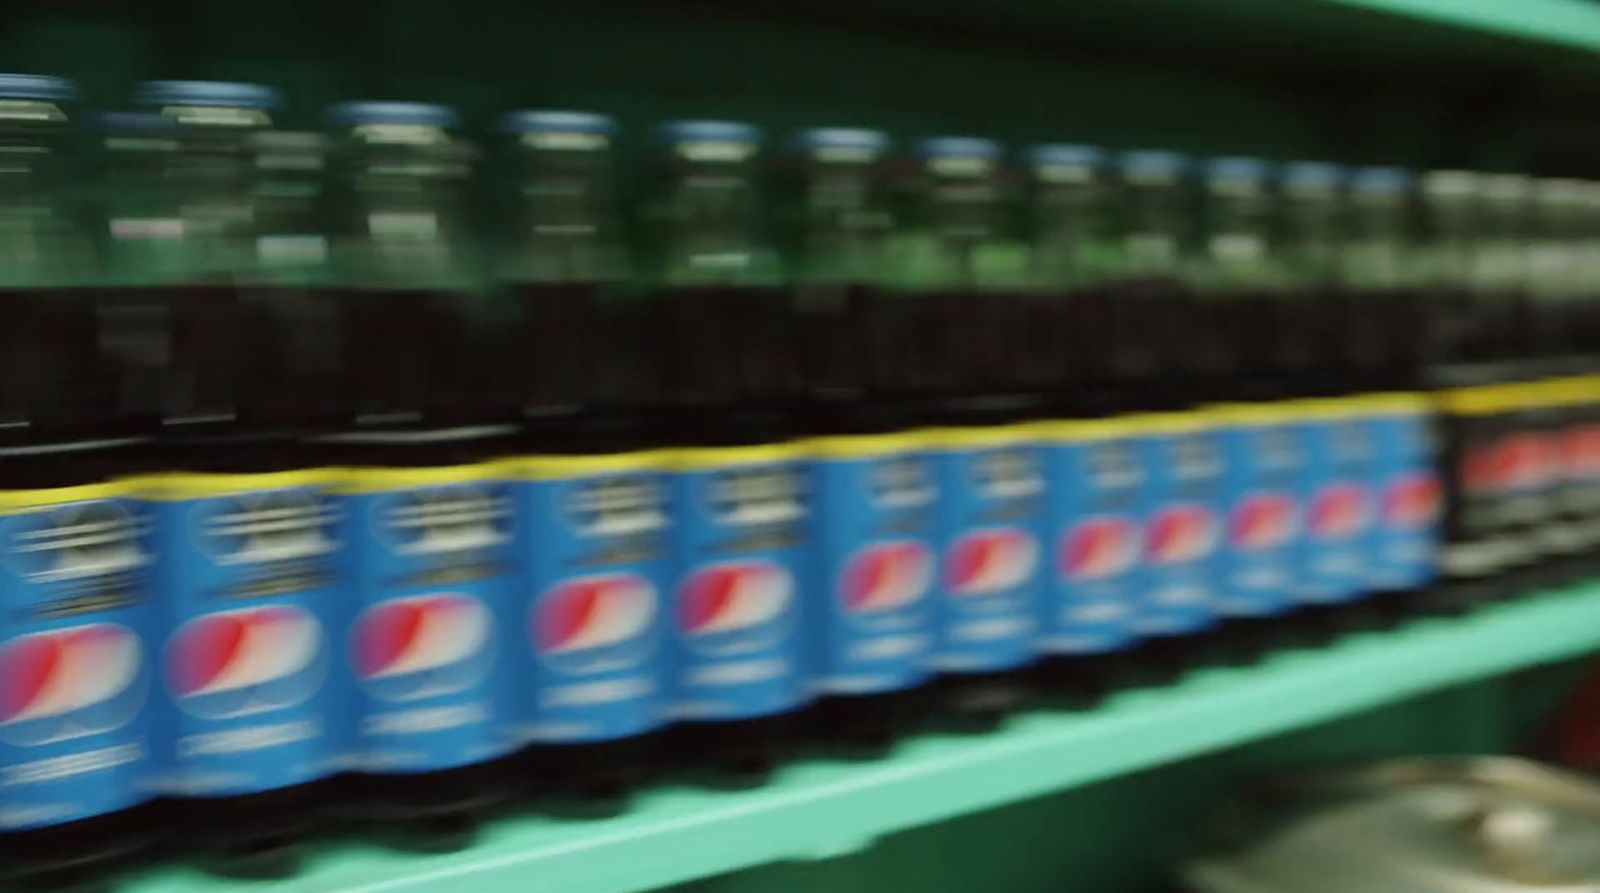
122;584;1600;893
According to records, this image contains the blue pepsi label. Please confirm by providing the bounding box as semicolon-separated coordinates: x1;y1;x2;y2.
0;484;156;830
1213;408;1304;618
668;445;810;721
1295;403;1378;604
1037;422;1144;654
808;436;937;695
1366;398;1441;591
926;430;1043;672
1133;417;1224;635
511;455;669;742
338;468;515;773
148;472;340;797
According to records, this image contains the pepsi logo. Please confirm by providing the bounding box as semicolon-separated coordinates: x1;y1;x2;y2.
1309;483;1372;539
196;489;336;566
564;475;666;537
353;594;493;701
1464;435;1558;493
0;624;145;746
1560;425;1600;479
167;606;324;719
1059;516;1141;580
1383;473;1442;528
1146;504;1220;565
1229;493;1297;550
946;528;1039;596
679;561;794;654
5;500;145;584
535;573;657;672
376;486;510;556
842;540;933;614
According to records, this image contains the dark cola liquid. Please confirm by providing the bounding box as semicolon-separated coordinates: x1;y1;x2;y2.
512;280;594;418
95;285;240;430
162;284;242;427
861;291;947;404
0;288;118;434
512;281;662;419
1341;287;1431;391
235;286;342;430
792;282;872;406
329;287;497;426
662;284;794;411
1017;290;1070;397
1084;278;1190;408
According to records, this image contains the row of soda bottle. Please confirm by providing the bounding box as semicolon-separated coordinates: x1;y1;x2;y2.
6;76;1600;438
0;389;1463;880
0;72;1597;881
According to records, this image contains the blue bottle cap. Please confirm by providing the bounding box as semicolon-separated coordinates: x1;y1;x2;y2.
1118;150;1187;178
99;110;177;134
497;110;615;137
657;120;762;147
1027;144;1104;168
1203;155;1268;181
916;136;1002;161
1281;161;1344;188
136;80;281;110
792;127;890;155
1350;166;1414;194
327;101;460;129
0;73;77;102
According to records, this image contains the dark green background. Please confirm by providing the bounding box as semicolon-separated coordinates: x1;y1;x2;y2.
6;0;1600;173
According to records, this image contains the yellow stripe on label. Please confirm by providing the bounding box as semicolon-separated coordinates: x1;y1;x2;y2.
1547;375;1600;407
1439;380;1569;415
502;451;667;480
665;442;804;470
135;468;336;501
1203;402;1303;426
334;463;503;494
1028;418;1134;442
798;431;921;459
1277;397;1370;420
0;479;132;513
1436;384;1502;416
1355;392;1431;416
916;424;1035;450
1120;411;1209;434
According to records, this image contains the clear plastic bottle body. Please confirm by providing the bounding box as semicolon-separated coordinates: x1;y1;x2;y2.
323;104;489;427
1194;157;1278;396
642;122;788;419
1343;168;1423;390
1103;151;1192;406
1275;163;1343;392
779;129;894;414
1420;171;1482;378
890;138;1029;414
102;82;278;433
1527;179;1588;368
0;81;113;441
1474;174;1534;372
494;114;640;426
1024;145;1116;407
